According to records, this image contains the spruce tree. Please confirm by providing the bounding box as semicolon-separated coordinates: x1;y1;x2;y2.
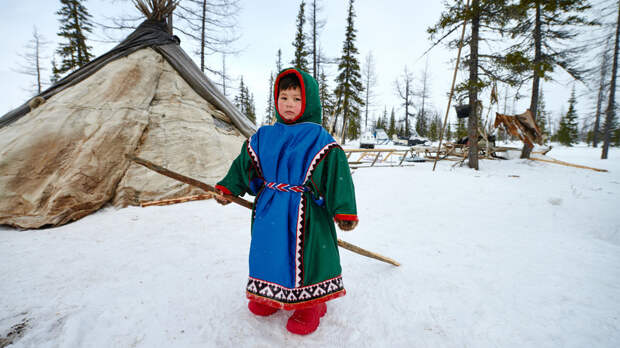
276;49;283;72
430;0;514;169
318;67;334;129
388;107;396;138
536;89;548;138
504;0;595;157
380;106;388;130
264;73;275;125
456;118;468;140
234;76;255;124
50;58;61;85
333;0;364;143
557;88;579;146
246;92;256;125
415;111;428;138
54;0;94;76
291;1;310;71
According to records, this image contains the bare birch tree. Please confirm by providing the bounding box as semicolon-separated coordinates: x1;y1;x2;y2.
174;0;241;74
395;66;415;137
15;27;49;95
307;0;326;79
362;51;377;132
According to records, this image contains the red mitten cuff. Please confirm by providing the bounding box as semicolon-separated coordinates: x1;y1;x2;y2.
215;184;232;195
334;214;358;222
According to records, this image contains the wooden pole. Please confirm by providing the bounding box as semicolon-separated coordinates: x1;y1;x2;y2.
398;150;410;166
141;194;213;207
125;154;251;209
529;157;608;173
337;239;400;267
125;154;401;266
433;0;470;171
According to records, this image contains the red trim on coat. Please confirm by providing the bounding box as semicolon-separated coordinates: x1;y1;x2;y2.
274;69;306;124
334;214;358;222
215;185;232;195
246;289;346;311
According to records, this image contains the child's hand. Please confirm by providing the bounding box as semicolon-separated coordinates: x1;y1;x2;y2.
214;189;231;205
336;219;358;231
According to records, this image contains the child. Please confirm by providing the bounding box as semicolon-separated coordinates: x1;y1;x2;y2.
214;68;358;335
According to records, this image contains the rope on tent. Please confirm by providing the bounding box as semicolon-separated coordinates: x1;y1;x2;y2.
433;0;471;171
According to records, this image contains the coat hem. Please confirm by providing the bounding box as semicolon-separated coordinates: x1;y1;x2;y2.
247;290;345;310
246;275;345;310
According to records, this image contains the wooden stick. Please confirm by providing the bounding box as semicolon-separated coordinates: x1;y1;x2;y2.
125;154;401;266
337;239;400;267
529;157;608;173
383;151;395;162
398;150;410;166
126;154;252;209
141;194;212;207
433;0;470;171
371;152;382;166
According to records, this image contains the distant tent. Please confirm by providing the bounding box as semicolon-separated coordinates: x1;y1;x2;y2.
0;5;255;228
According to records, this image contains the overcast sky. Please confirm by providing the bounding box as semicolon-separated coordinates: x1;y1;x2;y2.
0;0;604;132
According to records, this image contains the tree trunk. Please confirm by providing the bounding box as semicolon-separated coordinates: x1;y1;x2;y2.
330;93;343;135
468;0;480;170
35;30;42;94
405;78;410;137
521;2;542;159
312;0;318;80
341;98;349;145
420;59;428;134
364;84;369;131
602;1;620;159
200;0;206;72
593;80;605;147
593;37;611;148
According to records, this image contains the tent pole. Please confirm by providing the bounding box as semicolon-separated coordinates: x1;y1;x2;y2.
433;0;470;171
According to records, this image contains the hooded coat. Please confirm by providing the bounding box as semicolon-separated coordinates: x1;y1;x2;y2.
216;68;357;310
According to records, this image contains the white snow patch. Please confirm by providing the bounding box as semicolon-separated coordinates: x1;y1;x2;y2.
1;145;619;347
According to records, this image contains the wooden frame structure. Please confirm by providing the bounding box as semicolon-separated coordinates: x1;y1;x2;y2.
343;148;418;168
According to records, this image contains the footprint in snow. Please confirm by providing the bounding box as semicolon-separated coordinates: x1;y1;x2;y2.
548;197;562;206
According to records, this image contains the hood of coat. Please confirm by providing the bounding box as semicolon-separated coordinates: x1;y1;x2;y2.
274;68;322;125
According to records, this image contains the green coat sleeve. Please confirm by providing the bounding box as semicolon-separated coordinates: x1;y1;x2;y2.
216;140;259;197
309;146;358;221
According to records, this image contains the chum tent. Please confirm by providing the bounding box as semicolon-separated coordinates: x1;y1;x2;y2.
0;17;255;228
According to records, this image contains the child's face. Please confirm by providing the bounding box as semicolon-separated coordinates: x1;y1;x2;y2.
278;87;302;121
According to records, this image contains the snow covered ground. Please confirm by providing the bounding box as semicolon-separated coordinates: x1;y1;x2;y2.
1;145;619;347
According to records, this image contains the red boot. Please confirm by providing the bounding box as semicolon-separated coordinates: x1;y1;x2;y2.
248;301;279;316
286;303;327;335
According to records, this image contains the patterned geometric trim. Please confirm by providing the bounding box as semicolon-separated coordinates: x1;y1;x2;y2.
246;275;345;310
246;137;263;178
294;195;306;287
264;181;309;193
303;142;340;183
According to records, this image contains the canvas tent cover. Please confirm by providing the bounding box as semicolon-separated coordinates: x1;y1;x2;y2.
0;20;256;229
